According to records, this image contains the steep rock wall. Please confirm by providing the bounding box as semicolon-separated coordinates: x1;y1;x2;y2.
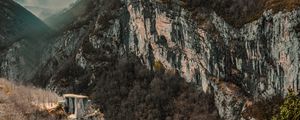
27;0;300;119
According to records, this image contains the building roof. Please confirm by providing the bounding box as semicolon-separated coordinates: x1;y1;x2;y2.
63;94;88;99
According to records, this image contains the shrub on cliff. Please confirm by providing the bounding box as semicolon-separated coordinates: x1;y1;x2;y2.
242;95;283;120
272;91;300;120
87;54;220;120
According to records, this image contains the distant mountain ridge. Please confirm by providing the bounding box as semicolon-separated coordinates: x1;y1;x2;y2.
22;5;57;19
44;0;91;30
13;0;76;19
0;0;54;82
0;0;51;50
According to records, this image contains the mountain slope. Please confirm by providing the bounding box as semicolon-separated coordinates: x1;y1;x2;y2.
44;0;91;31
1;0;300;120
175;0;300;28
0;0;51;50
29;0;300;119
0;0;54;82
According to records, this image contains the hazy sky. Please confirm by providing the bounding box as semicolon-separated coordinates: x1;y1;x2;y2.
14;0;76;19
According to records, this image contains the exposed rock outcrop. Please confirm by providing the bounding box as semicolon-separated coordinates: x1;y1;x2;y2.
34;0;300;119
1;0;300;119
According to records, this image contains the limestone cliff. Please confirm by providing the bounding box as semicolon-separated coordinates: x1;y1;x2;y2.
36;0;300;119
1;0;300;119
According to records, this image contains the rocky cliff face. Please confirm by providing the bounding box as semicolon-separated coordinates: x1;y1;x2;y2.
1;0;300;119
36;0;300;119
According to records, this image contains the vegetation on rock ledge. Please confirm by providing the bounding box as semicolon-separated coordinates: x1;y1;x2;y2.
272;91;300;120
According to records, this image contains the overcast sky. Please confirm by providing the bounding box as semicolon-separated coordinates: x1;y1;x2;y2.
14;0;76;19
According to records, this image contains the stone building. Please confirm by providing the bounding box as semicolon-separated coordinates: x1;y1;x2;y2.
63;94;89;119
